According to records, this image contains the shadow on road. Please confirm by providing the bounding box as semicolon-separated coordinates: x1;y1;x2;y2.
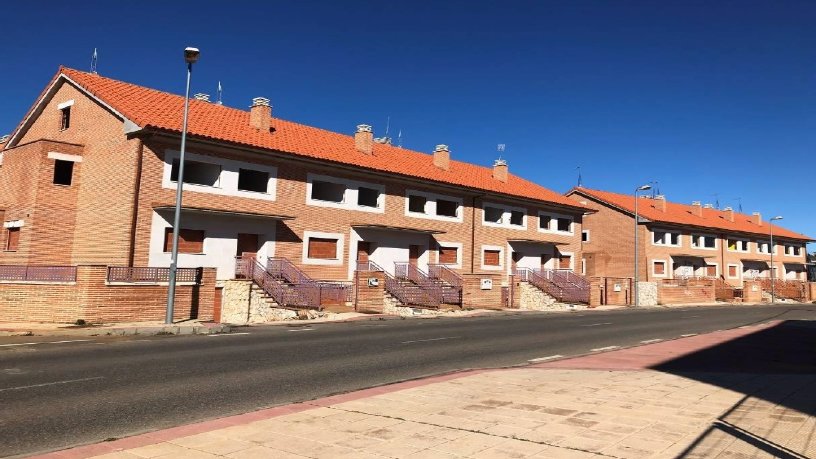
649;320;816;458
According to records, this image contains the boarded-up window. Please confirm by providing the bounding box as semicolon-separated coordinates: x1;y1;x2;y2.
307;237;338;260
653;261;666;275
559;255;572;270
439;246;458;265
6;228;20;251
728;265;738;278
164;228;205;253
706;265;717;277
483;249;501;266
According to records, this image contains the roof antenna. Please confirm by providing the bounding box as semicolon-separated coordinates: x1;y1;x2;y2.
497;143;506;161
374;116;393;144
651;181;660;198
216;81;223;105
734;197;743;213
712;193;720;209
90;48;98;74
576;166;583;187
397;129;403;148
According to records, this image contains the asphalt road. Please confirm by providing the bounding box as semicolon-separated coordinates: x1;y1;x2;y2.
2;304;815;457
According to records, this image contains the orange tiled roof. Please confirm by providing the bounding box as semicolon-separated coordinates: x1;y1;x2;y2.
571;187;812;241
49;67;589;212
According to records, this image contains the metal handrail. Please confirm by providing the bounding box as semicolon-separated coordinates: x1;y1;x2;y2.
394;262;445;305
427;264;463;288
107;266;201;283
267;257;314;285
517;267;590;304
246;258;322;310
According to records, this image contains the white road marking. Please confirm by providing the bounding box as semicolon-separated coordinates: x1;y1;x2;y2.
401;336;460;344
288;328;314;332
681;333;698;337
640;339;663;344
681;315;701;318
528;355;563;363
581;322;612;327
591;346;620;352
207;332;251;337
0;339;91;348
0;376;104;392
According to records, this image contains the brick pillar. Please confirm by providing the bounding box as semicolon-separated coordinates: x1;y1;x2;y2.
355;271;385;313
589;277;602;307
742;280;763;304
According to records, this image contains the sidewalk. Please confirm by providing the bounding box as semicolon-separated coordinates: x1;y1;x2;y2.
31;320;816;459
0;320;229;337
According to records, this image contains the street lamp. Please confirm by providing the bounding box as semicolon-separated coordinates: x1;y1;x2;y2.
769;215;783;304
633;184;652;307
165;47;200;324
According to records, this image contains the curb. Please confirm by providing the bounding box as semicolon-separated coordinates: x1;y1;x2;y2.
0;323;230;337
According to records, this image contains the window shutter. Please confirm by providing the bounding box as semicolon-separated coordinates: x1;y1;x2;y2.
483;250;501;266
439;246;458;265
308;238;338;259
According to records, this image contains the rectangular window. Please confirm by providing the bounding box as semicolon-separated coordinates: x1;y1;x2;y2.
163;228;205;253
728;265;738;278
438;246;458;265
170;159;221;187
53;159;74;186
539;216;551;231
692;235;716;249
706;265;717;277
483;249;501;267
559;255;572;270
5;227;20;251
237;168;269;193
653;230;680;246
307;238;339;260
60;106;71;130
310;180;346;203
727;239;749;252
357;187;380;208
653;261;666;275
582;230;589;242
557;218;572;232
757;241;771;254
510;210;525;227
484;206;503;224
408;195;427;214
435;199;458;218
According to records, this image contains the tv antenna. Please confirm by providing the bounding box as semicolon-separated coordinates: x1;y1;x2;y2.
397;129;403;148
90;48;98;74
734;197;743;213
711;193;720;209
216;81;223;105
576;166;583;187
497;143;506;159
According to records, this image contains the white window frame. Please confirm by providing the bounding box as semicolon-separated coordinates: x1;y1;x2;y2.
537;211;574;235
726;237;750;253
480;245;505;271
581;229;590;243
691;233;718;251
581;258;586;275
557;251;575;271
703;262;719;278
57;100;75;110
306;173;384;213
404;190;463;222
651;228;682;247
436;241;463;269
162;150;278;201
756;240;774;255
652;259;668;277
481;202;527;230
727;263;740;280
302;231;345;266
784;244;803;257
3;220;25;228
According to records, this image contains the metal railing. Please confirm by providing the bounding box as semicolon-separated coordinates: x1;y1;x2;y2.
237;257;352;308
245;258;321;310
355;260;439;308
0;265;77;282
107;266;201;283
267;257;314;285
394;262;446;307
516;267;590;304
427;264;463;288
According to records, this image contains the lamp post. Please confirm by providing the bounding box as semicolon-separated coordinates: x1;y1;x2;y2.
769;216;783;304
633;184;652;307
165;47;200;324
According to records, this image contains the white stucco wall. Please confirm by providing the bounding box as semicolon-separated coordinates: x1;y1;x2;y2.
148;210;276;280
349;228;432;278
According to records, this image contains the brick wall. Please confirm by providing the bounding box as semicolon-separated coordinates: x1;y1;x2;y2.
657;280;715;305
742;280;764;304
0;266;215;323
355;271;385;313
461;273;503;309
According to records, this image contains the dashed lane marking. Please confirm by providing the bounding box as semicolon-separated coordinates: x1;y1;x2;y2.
287;328;314;332
0;339;92;348
591;346;620;352
401;336;460;344
680;333;698;337
0;376;104;392
528;355;564;363
640;339;663;344
581;322;612;327
207;332;251;337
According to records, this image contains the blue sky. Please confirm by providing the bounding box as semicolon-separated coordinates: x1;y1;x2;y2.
1;1;813;248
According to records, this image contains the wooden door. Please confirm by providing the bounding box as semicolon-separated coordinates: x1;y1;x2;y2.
409;245;421;266
357;241;371;262
236;233;259;257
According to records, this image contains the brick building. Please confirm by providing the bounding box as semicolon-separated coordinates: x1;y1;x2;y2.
567;187;812;286
0;67;591;318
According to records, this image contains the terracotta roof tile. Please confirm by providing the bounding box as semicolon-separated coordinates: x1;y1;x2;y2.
572;187;812;241
56;67;588;212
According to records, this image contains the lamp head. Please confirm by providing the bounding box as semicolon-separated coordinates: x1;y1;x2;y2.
637;184;652;191
771;216;783;221
184;47;200;64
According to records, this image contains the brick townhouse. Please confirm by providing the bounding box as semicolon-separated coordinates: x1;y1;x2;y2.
0;67;592;318
567;187;812;286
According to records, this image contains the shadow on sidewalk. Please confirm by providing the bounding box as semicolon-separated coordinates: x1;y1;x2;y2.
649;320;816;458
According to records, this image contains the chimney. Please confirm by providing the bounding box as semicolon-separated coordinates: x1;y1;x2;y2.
249;97;271;131
752;212;762;226
654;195;666;212
0;135;8;145
193;93;210;102
433;144;450;171
703;203;714;209
492;159;508;183
723;206;735;222
691;201;702;217
355;124;373;155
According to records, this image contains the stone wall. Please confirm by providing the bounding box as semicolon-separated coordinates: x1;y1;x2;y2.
517;282;557;310
637;281;658;307
220;280;296;324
